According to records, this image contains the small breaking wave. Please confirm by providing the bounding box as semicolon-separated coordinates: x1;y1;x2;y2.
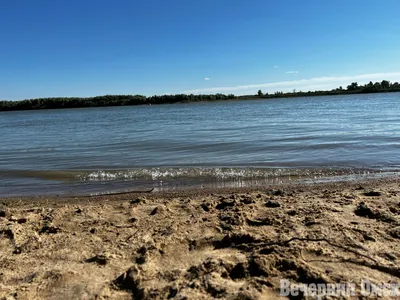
1;167;396;184
1;167;400;197
76;167;382;182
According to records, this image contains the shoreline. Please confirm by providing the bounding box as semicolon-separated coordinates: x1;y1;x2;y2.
1;177;400;299
1;90;400;113
2;172;399;201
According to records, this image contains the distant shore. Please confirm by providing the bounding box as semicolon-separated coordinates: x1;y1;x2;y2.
1;177;400;299
1;80;399;112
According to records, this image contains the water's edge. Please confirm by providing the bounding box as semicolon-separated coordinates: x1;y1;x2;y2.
2;167;399;197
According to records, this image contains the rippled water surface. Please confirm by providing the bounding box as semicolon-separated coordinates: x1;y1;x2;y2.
1;93;400;196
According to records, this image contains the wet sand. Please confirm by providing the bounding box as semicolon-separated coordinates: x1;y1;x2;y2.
1;178;400;299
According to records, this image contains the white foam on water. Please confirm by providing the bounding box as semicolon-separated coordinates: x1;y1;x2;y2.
77;167;382;182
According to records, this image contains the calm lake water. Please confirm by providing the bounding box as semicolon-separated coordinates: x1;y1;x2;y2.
1;93;400;196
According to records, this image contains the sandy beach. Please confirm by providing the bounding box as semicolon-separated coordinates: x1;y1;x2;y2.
1;178;400;299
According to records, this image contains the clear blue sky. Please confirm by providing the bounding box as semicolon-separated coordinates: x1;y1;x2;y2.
1;0;400;100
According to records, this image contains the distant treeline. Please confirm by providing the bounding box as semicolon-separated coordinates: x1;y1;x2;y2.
252;80;400;99
0;93;235;111
1;80;400;112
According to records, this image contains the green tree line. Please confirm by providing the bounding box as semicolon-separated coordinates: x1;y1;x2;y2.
253;80;400;99
0;93;235;112
1;80;400;112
